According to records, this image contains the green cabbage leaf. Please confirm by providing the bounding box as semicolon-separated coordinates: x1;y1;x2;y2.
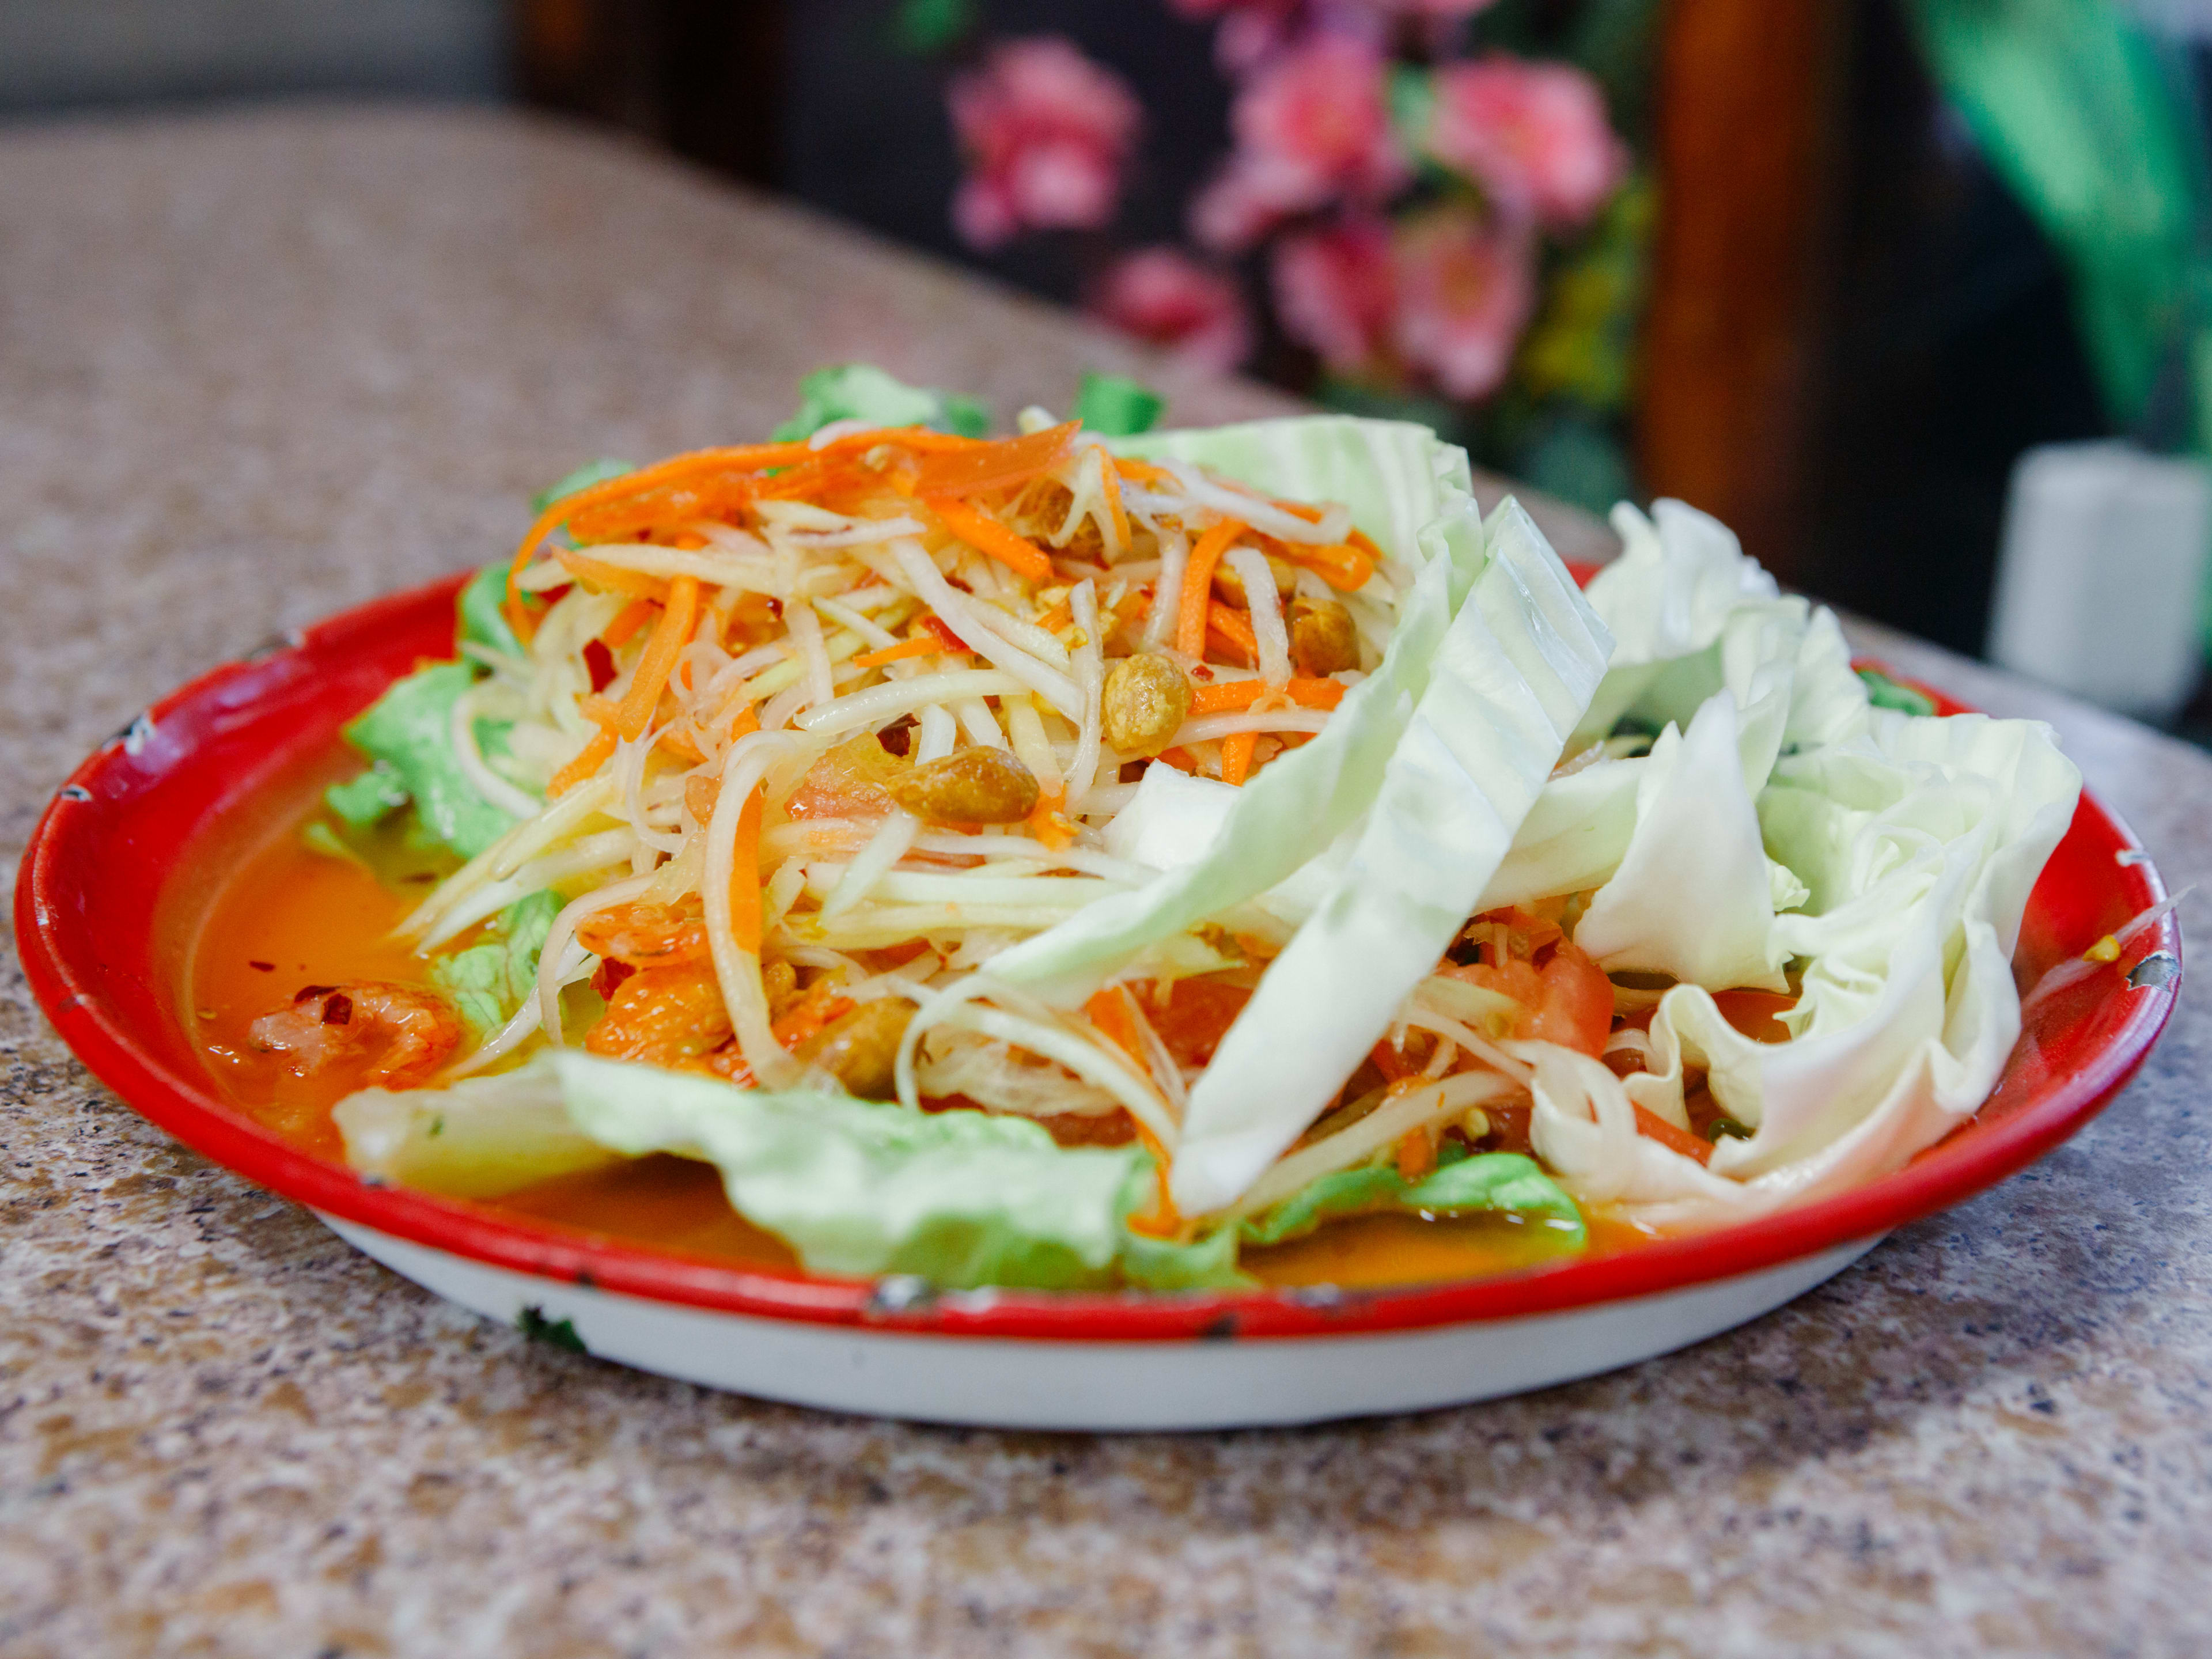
340;1054;1251;1291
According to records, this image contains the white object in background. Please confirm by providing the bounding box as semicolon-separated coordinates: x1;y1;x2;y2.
1987;441;2211;719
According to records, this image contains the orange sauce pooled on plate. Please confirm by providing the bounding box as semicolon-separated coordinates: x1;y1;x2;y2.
192;809;1635;1289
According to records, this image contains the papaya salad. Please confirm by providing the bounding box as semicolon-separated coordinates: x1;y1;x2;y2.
198;367;2088;1292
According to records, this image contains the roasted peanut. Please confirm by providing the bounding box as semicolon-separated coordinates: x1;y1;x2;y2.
794;997;915;1099
1100;652;1191;756
890;746;1041;824
1288;594;1360;677
1210;554;1296;608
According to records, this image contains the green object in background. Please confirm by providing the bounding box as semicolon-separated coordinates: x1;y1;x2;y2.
889;0;979;55
1906;0;2210;442
1906;0;2212;642
1071;371;1164;437
1518;171;1656;416
773;364;990;442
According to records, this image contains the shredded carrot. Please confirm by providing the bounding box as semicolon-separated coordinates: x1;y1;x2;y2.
815;424;987;458
504;440;817;639
729;785;765;954
1188;677;1344;715
1178;518;1245;657
1096;450;1131;554
601;597;658;648
1154;746;1198;774
850;637;936;668
1085;987;1184;1238
1395;1125;1440;1182
1112;457;1172;486
850;613;967;668
1219;730;1258;786
1123;1141;1184;1238
757;427;993;502
1035;599;1074;634
926;495;1054;583
1085;987;1147;1069
1634;1103;1714;1166
613;575;699;741
1206;602;1259;661
558;549;669;600
1277;539;1376;592
911;422;1079;498
1025;787;1076;850
547;731;615;798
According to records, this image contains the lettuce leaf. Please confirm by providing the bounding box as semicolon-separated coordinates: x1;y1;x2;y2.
325;661;518;857
334;1065;626;1199
1170;498;1612;1213
431;890;562;1037
772;363;989;442
552;1053;1252;1290
457;560;525;660
1241;1148;1585;1248
324;759;410;828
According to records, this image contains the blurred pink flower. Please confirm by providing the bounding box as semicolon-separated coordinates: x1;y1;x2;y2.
1166;0;1302;76
1191;36;1406;251
949;37;1143;250
1425;56;1626;228
1088;247;1255;370
1391;210;1535;399
1272;218;1396;372
1352;0;1499;17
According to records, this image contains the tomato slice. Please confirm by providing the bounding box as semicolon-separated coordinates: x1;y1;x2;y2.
1143;979;1252;1070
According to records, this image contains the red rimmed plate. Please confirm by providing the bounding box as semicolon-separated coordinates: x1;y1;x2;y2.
14;571;2182;1427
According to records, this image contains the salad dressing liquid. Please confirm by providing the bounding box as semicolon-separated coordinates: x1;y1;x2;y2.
190;812;1643;1289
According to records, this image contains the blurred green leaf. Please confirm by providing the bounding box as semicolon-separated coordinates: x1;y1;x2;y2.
1514;169;1655;414
1513;408;1634;516
891;0;979;56
1072;371;1164;436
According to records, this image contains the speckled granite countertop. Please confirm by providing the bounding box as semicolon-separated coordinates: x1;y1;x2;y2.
2;107;2207;1658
